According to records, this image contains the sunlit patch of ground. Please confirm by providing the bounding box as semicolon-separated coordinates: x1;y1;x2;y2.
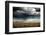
13;22;40;28
13;19;40;28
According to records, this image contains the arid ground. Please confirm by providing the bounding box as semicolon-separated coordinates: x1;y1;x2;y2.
13;21;40;28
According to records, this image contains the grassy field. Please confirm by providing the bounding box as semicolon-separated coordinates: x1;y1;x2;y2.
13;21;40;28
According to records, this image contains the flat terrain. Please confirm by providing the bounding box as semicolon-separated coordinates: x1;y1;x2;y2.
13;22;40;28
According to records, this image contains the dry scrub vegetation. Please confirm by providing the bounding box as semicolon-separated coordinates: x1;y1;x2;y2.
13;21;40;28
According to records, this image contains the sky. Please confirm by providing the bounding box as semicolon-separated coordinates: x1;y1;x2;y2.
13;7;40;19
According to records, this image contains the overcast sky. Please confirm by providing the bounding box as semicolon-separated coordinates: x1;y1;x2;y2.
13;7;40;15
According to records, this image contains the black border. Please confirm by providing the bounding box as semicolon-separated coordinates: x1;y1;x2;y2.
5;1;45;34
